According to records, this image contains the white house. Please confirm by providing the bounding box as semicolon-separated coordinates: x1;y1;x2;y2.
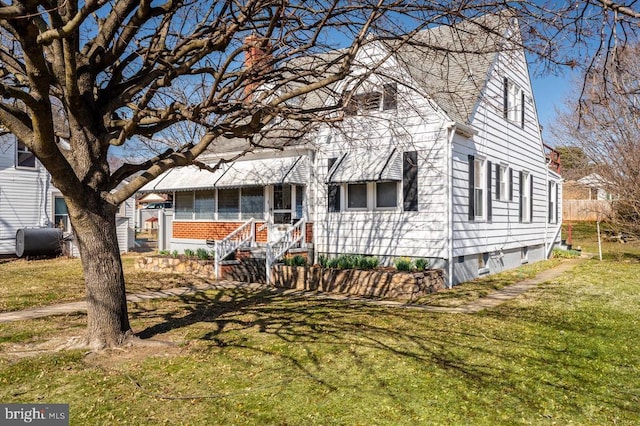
0;134;135;256
141;14;563;286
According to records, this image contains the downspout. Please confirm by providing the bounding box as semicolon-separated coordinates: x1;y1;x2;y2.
544;160;550;257
446;123;456;289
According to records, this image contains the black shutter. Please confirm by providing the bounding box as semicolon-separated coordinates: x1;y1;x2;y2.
327;157;340;212
509;168;513;201
518;171;523;223
487;161;492;222
403;151;418;211
468;155;475;221
521;90;526;128
503;78;509;120
495;163;501;200
554;182;560;223
548;181;552;222
530;174;534;222
382;83;397;110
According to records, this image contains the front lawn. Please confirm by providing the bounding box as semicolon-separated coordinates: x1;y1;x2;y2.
1;253;639;424
0;255;215;312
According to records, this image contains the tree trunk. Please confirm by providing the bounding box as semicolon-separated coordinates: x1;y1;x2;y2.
70;206;132;349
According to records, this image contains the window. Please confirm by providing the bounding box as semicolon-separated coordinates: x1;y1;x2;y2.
345;82;397;116
473;158;486;220
497;164;510;201
376;182;397;208
16;141;36;168
478;252;489;272
175;192;194;220
403;151;418;211
273;184;292;224
519;171;532;223
295;185;304;218
503;78;524;128
273;184;291;210
347;183;367;209
54;197;70;231
240;187;264;220
218;189;240;220
548;181;558;223
345;92;381;116
194;190;215;220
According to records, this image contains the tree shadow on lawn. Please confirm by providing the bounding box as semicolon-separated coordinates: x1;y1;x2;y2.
131;287;639;419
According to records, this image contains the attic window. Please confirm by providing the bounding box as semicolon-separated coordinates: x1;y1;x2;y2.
503;78;524;128
16;140;36;168
344;83;397;116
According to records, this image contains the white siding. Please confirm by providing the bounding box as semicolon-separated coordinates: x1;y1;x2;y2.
450;47;562;269
312;69;451;263
0;135;52;255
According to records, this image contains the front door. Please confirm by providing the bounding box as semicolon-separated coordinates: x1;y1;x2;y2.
268;184;304;242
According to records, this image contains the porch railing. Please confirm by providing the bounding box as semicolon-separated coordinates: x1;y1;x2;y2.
265;218;306;285
212;218;255;279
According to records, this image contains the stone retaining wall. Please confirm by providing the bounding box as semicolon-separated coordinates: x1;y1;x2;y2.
271;265;444;301
135;256;445;301
134;256;238;279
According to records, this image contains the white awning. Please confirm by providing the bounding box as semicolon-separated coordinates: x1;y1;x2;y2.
140;165;225;192
139;155;309;192
328;149;401;183
214;156;309;188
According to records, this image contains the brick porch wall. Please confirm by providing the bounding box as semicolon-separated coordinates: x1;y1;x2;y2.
172;221;314;243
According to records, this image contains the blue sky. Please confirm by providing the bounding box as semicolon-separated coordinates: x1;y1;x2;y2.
530;66;582;146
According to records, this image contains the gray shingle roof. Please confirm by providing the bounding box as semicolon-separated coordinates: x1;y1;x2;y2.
390;13;511;123
206;13;512;156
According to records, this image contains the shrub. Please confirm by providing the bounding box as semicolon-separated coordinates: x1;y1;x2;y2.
283;255;307;266
357;256;379;270
318;254;329;268
171;250;179;258
414;258;430;271
196;248;210;260
183;249;195;258
552;248;581;259
326;257;340;269
394;257;413;272
337;254;359;269
158;250;169;256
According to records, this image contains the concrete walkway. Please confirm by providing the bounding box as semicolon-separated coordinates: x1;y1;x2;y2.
0;258;585;323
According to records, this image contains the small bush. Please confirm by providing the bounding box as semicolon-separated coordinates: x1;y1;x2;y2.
158;250;169;256
326;257;340;268
183;249;195;258
318;254;328;268
171;250;179;258
284;255;307;267
414;258;430;271
552;248;581;259
196;248;210;260
337;254;359;270
394;257;413;272
357;256;379;270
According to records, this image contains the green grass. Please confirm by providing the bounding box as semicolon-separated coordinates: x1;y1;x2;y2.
0;255;216;312
2;228;640;424
1;253;639;424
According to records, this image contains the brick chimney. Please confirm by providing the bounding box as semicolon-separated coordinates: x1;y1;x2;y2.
243;35;272;100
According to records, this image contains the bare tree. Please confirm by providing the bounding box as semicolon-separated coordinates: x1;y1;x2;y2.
2;0;640;349
553;42;640;236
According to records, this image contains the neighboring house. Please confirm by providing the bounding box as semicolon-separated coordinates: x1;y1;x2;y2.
563;173;612;221
141;13;563;286
0;134;135;255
